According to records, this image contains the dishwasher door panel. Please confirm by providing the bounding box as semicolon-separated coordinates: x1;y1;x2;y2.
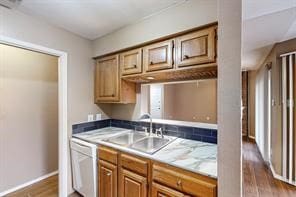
71;149;96;197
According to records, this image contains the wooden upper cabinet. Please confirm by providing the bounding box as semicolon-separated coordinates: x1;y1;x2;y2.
176;26;216;68
143;39;174;72
120;48;142;75
99;160;118;197
95;55;136;104
119;168;147;197
95;55;119;102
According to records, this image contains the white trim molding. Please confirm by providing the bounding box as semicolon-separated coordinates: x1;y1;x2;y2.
0;35;68;197
270;163;296;186
0;171;58;197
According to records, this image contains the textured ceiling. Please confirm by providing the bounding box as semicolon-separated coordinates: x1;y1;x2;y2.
242;0;296;70
17;0;186;40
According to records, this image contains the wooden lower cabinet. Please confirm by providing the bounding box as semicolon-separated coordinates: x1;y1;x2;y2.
97;146;217;197
152;182;188;197
119;168;148;197
98;160;118;197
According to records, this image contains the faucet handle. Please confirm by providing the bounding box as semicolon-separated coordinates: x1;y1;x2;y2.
156;128;163;138
142;127;148;135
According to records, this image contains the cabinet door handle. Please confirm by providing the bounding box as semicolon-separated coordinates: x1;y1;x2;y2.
133;64;137;68
183;55;189;60
150;61;154;65
107;172;111;176
172;40;175;66
111;94;115;97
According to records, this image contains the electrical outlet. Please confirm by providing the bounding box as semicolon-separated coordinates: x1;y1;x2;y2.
96;113;102;120
88;114;94;122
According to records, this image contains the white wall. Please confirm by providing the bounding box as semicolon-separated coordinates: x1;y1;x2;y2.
161;80;217;123
255;68;269;161
0;44;59;193
217;0;242;196
0;7;107;194
93;0;217;57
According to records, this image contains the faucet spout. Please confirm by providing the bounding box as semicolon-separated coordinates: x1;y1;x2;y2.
140;113;153;136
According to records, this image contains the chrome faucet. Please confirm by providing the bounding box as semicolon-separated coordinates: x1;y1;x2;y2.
139;113;153;136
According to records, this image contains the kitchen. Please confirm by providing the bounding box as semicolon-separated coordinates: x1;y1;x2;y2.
71;22;218;197
0;0;242;196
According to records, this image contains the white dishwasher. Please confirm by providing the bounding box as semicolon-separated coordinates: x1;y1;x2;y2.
70;138;97;197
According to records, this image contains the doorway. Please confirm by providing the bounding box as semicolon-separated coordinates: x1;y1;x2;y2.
0;44;59;195
0;36;68;197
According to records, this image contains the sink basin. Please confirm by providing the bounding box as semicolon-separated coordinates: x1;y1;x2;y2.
105;132;147;146
130;137;171;154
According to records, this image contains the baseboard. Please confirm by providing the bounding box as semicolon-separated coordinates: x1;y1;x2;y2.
269;162;296;186
242;135;256;143
0;170;58;197
248;136;256;143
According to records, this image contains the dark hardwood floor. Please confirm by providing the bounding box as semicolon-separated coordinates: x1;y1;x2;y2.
243;140;296;197
6;175;81;197
7;175;59;197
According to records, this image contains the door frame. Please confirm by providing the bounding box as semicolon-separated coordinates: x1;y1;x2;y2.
267;68;272;163
0;36;68;197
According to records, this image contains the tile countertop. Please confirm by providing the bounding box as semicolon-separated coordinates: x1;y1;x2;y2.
72;127;217;179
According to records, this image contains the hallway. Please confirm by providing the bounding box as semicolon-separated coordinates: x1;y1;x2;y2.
243;140;296;197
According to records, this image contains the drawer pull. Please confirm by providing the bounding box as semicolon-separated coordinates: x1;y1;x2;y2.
177;179;182;186
183;55;189;59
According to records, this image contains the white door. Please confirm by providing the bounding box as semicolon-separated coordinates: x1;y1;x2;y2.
150;84;163;119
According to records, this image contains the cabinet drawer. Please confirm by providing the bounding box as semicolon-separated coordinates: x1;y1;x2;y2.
152;163;217;197
120;48;142;75
98;146;118;164
120;153;149;176
152;182;188;197
176;26;216;68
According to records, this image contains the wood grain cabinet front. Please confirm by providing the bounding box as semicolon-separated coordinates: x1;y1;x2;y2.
176;26;216;68
95;55;120;102
143;39;174;72
95;55;136;104
152;162;217;197
96;147;217;197
152;182;189;197
119;168;148;197
120;48;142;75
98;160;118;197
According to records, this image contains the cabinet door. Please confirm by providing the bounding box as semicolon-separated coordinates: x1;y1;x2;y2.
152;182;188;197
176;27;216;68
143;39;174;72
95;55;119;102
119;168;147;197
120;48;142;75
99;160;118;197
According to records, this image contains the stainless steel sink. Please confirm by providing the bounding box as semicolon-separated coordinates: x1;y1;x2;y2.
130;136;172;154
105;132;147;146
